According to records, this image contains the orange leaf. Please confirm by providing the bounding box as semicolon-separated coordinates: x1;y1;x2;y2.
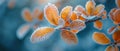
113;9;120;24
92;32;110;45
78;15;86;22
44;3;60;26
22;8;33;22
60;6;72;21
109;8;117;21
70;29;79;34
105;46;119;51
38;12;44;21
107;26;117;34
70;11;78;21
61;29;78;44
115;0;120;8
32;7;41;18
74;5;88;16
93;4;105;16
85;0;95;16
112;30;120;42
30;27;55;43
70;20;86;31
94;20;103;30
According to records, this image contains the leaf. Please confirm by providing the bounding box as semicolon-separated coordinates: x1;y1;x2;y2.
30;27;55;43
32;7;41;18
105;46;119;51
61;29;78;44
32;8;44;21
60;6;72;21
93;4;105;16
102;10;107;19
105;46;113;51
113;9;120;25
22;8;33;22
107;26;117;34
115;0;120;8
37;12;44;21
112;30;120;42
44;3;60;26
8;0;15;9
85;0;95;16
94;20;103;30
74;5;88;16
70;29;79;34
70;11;78;21
17;24;30;39
92;32;110;45
109;8;117;21
64;21;70;27
70;20;86;32
54;0;61;8
78;15;86;22
116;39;120;46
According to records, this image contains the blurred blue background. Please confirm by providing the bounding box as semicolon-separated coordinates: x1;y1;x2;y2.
0;0;118;51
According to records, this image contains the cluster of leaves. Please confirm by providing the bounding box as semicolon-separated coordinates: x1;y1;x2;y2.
16;0;62;39
30;0;107;45
16;7;44;39
16;0;120;51
93;0;120;51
